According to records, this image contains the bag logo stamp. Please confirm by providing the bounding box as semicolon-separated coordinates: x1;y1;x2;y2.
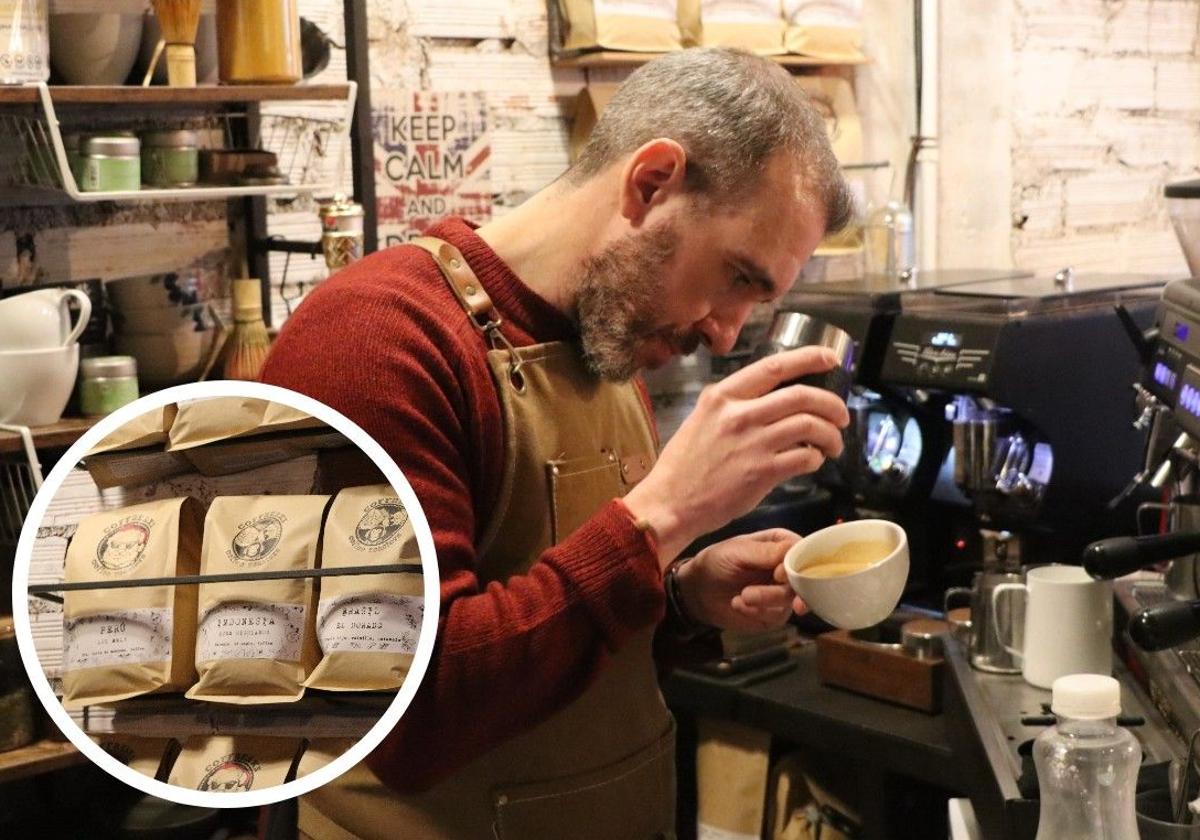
94;516;153;573
228;513;286;566
199;752;261;792
350;499;408;551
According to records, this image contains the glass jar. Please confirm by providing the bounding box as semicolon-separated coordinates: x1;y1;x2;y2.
81;135;141;193
78;355;139;417
142;129;199;188
0;0;49;85
864;199;915;279
0;615;36;753
217;0;301;85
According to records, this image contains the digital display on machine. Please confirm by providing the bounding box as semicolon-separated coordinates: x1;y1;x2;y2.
1181;384;1200;417
1176;321;1191;342
926;331;962;348
1155;361;1179;391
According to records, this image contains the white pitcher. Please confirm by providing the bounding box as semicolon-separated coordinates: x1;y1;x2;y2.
992;565;1113;689
0;287;92;350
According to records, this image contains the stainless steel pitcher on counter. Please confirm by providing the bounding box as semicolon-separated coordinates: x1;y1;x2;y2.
944;530;1024;674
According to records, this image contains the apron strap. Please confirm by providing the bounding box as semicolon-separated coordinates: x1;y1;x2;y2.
411;236;524;381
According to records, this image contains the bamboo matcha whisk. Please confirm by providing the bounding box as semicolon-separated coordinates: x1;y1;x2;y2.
152;0;202;87
223;279;272;381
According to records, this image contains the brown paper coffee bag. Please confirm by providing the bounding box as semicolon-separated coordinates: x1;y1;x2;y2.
679;0;785;55
295;738;357;779
62;497;204;710
558;0;682;53
186;495;328;704
92;733;177;780
168;735;304;792
168;397;326;452
305;485;423;692
783;0;866;61
87;405;179;455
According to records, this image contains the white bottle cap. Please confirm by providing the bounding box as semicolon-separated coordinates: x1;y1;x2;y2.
1050;674;1122;720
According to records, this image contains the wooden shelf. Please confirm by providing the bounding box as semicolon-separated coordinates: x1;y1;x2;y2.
0;84;353;106
0;738;85;784
552;51;867;69
0;417;97;455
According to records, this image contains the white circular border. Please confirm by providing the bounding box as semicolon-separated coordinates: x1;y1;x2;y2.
11;381;441;808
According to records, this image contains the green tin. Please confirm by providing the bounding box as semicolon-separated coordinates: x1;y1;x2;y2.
143;129;200;188
81;136;141;193
78;355;139;417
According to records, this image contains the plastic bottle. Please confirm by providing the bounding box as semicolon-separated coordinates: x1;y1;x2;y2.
1034;674;1141;840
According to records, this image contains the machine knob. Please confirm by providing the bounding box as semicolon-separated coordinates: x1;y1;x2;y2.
1131;383;1165;432
884;460;911;482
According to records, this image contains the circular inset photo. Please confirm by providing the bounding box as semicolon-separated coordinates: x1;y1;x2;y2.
10;381;439;808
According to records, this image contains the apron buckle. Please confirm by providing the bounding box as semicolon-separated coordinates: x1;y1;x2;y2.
480;317;526;392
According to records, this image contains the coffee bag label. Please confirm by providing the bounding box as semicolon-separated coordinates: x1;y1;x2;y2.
64;608;172;670
348;499;408;552
226;512;287;567
594;0;675;17
196;602;304;662
316;594;423;654
198;751;263;792
92;515;156;575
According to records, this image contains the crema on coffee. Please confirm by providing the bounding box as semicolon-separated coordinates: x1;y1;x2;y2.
799;539;893;578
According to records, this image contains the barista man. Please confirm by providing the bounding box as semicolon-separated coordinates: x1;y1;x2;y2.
262;47;854;840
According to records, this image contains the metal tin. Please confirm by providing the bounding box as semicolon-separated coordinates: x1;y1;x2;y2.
318;194;365;271
143;129;199;149
318;194;365;233
81;135;141;192
78;354;139;416
83;136;141;158
142;130;199;188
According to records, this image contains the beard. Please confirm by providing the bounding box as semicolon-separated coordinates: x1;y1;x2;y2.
574;220;702;381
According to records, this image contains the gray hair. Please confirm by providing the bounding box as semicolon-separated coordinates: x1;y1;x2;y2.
568;48;854;234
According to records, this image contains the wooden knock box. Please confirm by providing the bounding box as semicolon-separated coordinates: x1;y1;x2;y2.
815;619;949;714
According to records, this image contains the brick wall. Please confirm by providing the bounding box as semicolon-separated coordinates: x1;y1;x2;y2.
1007;0;1200;275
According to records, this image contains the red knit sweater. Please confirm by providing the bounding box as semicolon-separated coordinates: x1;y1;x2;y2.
260;218;666;791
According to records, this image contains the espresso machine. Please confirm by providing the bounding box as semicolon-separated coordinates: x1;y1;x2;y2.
1081;275;1200;739
879;270;1164;556
781;269;1035;599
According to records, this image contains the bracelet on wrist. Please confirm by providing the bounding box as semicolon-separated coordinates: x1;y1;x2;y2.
664;555;711;639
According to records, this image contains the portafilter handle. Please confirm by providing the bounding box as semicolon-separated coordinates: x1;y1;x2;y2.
1128;600;1200;651
1082;531;1200;580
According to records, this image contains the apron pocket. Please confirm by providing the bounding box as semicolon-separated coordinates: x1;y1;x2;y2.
492;722;677;840
548;454;625;544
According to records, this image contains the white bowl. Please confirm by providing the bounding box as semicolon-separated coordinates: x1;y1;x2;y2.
0;344;79;427
784;519;909;630
49;14;143;86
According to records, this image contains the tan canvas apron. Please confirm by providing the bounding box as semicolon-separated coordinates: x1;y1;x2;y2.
298;237;676;840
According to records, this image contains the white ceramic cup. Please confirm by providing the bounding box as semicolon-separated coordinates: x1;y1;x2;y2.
784;519;909;630
0;344;80;426
0;288;92;351
992;565;1113;689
